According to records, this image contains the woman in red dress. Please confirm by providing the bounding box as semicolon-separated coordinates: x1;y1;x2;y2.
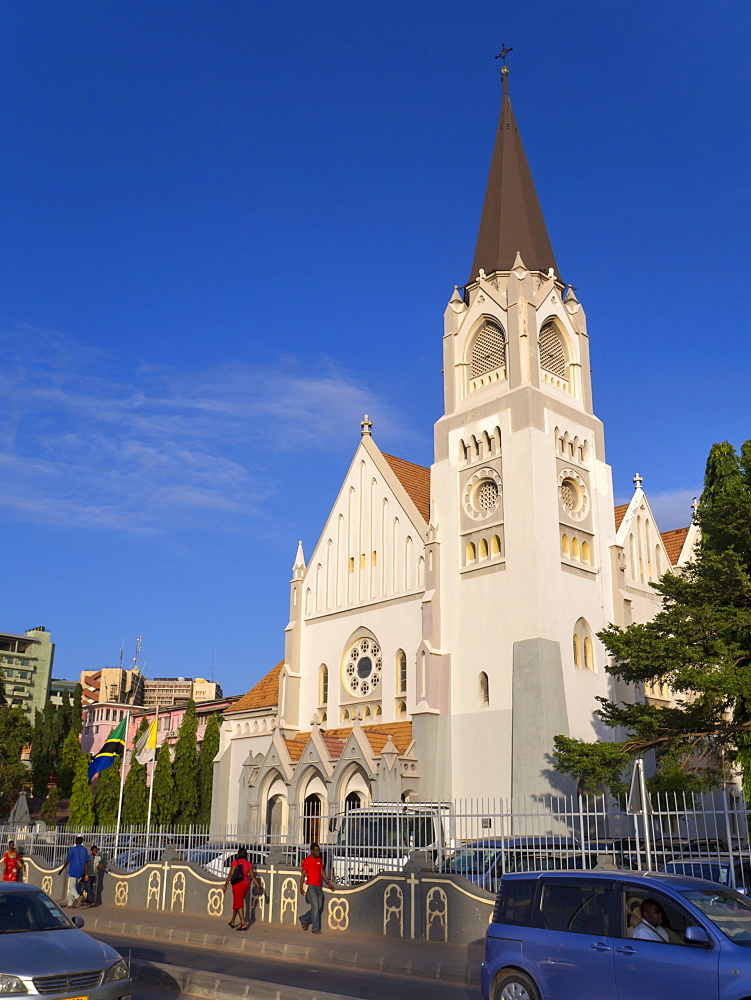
2;841;21;882
222;847;262;931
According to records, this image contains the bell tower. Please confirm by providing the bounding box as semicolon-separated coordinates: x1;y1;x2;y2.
429;57;618;800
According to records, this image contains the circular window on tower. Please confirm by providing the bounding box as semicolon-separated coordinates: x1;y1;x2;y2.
463;467;503;520
558;469;589;521
343;637;382;698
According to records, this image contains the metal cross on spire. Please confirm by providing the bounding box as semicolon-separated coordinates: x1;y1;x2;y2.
360;414;373;436
495;44;513;87
633;473;643;490
495;44;513;66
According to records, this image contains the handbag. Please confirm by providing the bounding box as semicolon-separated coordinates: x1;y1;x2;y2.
230;864;244;885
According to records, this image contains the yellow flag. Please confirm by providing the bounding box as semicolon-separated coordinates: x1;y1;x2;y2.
135;717;158;764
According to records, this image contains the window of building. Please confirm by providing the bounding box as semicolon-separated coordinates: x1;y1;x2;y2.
470;320;506;379
479;671;489;706
539;322;568;380
573;618;595;671
319;665;328;707
396;650;407;695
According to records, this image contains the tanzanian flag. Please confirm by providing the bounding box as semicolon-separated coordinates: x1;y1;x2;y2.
88;716;127;780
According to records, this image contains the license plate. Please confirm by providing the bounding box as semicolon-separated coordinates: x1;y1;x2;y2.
67;995;88;999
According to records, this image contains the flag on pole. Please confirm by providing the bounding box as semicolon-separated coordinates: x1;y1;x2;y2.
135;717;158;764
88;716;128;781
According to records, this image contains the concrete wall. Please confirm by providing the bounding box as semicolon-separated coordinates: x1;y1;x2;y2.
22;853;493;946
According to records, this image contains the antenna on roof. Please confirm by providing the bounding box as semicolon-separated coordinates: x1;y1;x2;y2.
118;640;124;669
133;635;142;672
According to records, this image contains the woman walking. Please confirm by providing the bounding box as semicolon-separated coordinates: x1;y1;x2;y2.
222;847;262;931
2;841;21;882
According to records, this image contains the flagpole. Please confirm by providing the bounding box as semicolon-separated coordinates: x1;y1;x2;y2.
114;709;131;856
146;704;159;843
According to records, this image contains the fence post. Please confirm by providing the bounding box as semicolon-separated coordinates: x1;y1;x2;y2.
722;788;737;889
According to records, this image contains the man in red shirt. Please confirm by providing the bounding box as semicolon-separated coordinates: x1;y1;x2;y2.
299;842;334;934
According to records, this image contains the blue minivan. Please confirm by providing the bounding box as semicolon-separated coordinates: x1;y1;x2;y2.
482;869;751;1000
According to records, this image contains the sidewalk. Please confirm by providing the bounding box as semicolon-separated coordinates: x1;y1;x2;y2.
84;902;483;986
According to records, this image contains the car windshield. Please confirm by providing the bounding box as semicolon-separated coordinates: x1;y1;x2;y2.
681;888;751;946
0;892;72;933
443;847;500;874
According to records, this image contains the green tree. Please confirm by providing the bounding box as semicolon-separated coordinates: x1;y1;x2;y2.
93;761;122;826
0;706;32;762
0;706;33;814
71;684;83;736
58;690;73;737
57;730;83;799
151;743;176;827
122;718;149;826
554;439;751;793
173;701;199;825
0;671;6;706
197;713;220;825
68;756;95;828
30;709;53;797
39;787;59;826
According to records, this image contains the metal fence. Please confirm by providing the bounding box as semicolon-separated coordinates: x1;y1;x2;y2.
3;790;749;889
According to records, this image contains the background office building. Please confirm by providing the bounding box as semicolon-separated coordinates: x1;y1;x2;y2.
0;627;55;718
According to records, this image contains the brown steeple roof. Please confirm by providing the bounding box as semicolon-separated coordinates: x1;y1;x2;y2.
469;69;559;283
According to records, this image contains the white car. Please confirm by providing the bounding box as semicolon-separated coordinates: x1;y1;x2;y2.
0;883;132;1000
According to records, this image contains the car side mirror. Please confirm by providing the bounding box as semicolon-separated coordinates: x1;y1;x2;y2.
72;916;85;929
685;925;711;947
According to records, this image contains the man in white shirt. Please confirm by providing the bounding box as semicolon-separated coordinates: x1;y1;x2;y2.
632;898;670;942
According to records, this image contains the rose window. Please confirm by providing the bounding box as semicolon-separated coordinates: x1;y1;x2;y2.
558;470;588;521
559;481;577;510
474;480;499;511
344;638;382;697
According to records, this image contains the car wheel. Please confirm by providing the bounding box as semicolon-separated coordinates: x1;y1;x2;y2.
493;969;541;1000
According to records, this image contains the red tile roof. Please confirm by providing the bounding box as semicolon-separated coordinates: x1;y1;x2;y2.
225;661;283;714
661;526;690;566
284;721;413;761
382;454;430;524
614;504;629;531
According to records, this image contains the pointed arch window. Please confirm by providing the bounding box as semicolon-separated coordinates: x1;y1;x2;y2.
539;322;568;381
479;671;489;706
319;665;328;707
396;649;407;696
470;320;506;385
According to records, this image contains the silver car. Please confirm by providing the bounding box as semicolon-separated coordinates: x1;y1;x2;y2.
0;883;132;999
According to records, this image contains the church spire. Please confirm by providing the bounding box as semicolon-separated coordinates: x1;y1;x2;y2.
469;55;559;284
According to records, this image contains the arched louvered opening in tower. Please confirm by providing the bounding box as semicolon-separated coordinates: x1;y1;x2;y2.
539;322;571;392
468;320;506;393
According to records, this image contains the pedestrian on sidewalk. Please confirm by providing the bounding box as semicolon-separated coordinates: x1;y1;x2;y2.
299;842;334;934
2;841;21;882
58;837;89;907
85;845;107;906
223;847;262;931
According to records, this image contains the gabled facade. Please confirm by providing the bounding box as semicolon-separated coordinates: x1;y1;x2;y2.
211;66;694;833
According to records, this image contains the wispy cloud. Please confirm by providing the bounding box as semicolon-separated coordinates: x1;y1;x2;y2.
0;325;403;532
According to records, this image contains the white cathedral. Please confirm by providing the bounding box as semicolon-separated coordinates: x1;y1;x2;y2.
211;67;697;835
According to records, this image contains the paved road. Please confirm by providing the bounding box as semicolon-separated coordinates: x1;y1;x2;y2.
93;930;481;1000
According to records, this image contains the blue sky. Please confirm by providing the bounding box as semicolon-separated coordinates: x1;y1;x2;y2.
1;1;749;695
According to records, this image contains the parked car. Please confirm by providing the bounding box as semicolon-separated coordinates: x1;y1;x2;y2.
483;869;751;1000
441;838;584;893
660;857;751;893
184;843;267;877
112;846;165;871
0;882;132;1000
